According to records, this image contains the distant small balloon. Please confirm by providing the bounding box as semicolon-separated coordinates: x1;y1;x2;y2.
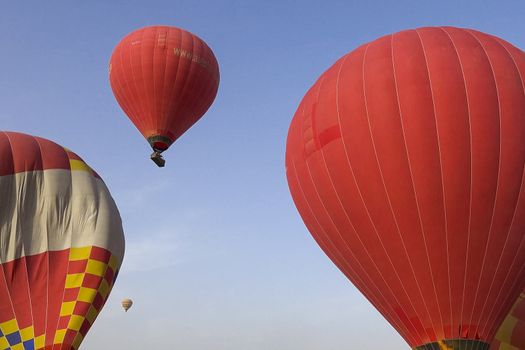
121;299;133;312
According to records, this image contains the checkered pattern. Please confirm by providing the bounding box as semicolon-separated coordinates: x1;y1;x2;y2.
0;246;119;350
54;246;119;349
0;320;36;350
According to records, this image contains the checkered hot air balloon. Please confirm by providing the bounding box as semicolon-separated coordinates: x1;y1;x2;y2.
0;132;125;350
109;25;220;167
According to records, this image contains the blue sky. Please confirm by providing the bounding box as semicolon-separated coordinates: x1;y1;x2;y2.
1;1;524;349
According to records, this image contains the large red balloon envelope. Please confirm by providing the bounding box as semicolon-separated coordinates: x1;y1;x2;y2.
109;25;220;167
286;26;525;349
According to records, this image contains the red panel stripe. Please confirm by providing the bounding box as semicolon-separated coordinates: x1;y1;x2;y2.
3;258;33;329
44;250;69;347
26;252;48;338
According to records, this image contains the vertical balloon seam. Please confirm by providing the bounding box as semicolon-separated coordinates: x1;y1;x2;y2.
363;38;442;344
158;27;178;138
114;42;143;138
163;28;187;141
127;32;147;138
319;54;420;343
467;31;522;342
438;28;474;339
169;31;197;141
158;27;171;138
114;42;144;136
392;29;448;340
0;132;21;349
150;27;160;136
333;52;421;344
291;92;418;345
335;45;425;345
415;27;456;339
24;136;45;348
182;37;207;135
458;29;503;343
7;133;31;348
483;178;525;340
329;46;426;344
153;26;165;137
478;37;525;340
133;29;148;138
141;27;155;139
49;151;74;349
178;30;200;137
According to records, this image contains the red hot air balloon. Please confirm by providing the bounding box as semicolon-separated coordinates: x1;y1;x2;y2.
109;25;220;167
285;26;525;349
0;132;125;350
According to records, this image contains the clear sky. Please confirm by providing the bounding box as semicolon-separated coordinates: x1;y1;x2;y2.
1;1;524;349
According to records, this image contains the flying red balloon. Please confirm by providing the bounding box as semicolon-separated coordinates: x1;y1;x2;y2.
286;26;525;349
109;25;220;167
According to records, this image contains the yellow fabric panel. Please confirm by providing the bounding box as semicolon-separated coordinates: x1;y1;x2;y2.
86;259;106;277
0;336;9;348
54;329;66;344
65;273;84;289
78;287;97;303
34;334;45;349
68;315;85;332
70;246;92;261
495;316;518;343
0;319;19;334
69;159;92;173
108;254;119;271
86;306;98;324
72;333;83;350
499;343;520;350
20;326;34;341
60;301;76;316
11;343;24;350
98;279;110;298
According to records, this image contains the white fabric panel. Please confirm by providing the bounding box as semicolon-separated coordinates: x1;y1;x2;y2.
0;169;125;263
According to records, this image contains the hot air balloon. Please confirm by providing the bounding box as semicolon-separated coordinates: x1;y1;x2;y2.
109;25;220;167
285;27;525;349
0;132;125;350
491;290;525;350
121;299;133;312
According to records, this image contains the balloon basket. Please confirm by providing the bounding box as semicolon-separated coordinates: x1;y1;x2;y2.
150;151;166;167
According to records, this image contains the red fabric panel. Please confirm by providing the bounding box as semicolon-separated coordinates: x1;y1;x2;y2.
4;132;43;175
0;132;72;176
3;258;33;329
26;252;48;338
34;137;70;171
44;249;69;348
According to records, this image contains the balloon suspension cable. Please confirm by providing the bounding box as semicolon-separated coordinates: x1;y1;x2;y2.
150;150;166;167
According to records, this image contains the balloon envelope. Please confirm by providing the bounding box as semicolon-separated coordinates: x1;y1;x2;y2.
286;26;525;349
0;132;125;349
109;25;220;164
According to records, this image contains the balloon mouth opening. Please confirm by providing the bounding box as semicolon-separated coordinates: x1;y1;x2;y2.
147;135;173;152
152;141;169;151
413;339;489;350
